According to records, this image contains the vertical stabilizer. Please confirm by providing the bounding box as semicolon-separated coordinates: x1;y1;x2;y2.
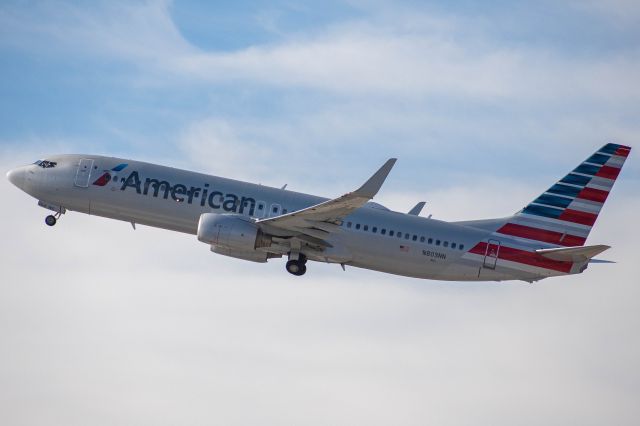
494;143;631;246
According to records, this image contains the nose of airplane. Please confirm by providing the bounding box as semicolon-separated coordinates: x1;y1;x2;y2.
6;167;25;189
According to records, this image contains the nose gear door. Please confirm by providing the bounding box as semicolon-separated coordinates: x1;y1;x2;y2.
74;159;94;188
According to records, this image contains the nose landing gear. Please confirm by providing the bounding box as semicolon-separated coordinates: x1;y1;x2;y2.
38;201;66;227
286;253;307;276
44;211;63;227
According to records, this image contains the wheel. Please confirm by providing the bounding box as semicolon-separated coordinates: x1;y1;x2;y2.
286;260;307;276
45;215;57;226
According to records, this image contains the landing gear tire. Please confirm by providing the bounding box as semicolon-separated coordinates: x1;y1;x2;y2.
45;215;57;227
286;260;307;276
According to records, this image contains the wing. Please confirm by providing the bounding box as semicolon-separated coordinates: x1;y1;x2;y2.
256;158;397;243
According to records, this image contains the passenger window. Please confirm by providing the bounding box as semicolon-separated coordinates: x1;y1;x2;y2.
404;233;410;239
364;225;369;231
412;235;417;241
347;222;352;228
436;240;441;246
420;236;425;243
282;209;288;214
372;227;377;233
452;243;457;249
381;229;386;235
428;238;433;244
459;244;465;250
444;241;449;248
356;223;361;230
398;233;403;239
389;230;394;236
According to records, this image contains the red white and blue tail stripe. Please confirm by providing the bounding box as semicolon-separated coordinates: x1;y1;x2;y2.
460;143;630;280
496;143;630;247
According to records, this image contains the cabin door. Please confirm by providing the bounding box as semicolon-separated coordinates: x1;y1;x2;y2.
74;159;94;188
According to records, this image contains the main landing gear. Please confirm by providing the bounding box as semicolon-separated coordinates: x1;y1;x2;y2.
286;253;307;276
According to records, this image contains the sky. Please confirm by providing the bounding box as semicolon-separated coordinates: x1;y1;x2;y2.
1;1;639;425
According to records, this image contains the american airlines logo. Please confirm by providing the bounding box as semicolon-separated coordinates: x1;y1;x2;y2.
92;163;129;186
117;170;258;216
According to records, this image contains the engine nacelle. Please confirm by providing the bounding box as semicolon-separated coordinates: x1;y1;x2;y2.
197;213;272;263
210;246;268;263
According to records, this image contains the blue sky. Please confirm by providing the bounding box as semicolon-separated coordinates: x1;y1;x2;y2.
1;0;638;192
1;2;639;425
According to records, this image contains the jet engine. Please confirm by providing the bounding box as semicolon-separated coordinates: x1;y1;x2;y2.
197;213;273;263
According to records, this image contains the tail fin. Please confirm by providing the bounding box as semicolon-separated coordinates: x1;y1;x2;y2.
495;143;631;247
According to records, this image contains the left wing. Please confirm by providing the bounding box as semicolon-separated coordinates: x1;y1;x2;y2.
256;158;397;242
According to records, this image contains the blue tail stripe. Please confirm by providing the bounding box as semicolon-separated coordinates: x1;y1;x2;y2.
600;143;621;155
523;204;563;219
534;194;573;209
573;163;601;176
547;183;582;198
585;153;609;165
560;173;590;186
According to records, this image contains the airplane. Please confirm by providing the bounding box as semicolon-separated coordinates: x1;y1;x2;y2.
5;143;631;282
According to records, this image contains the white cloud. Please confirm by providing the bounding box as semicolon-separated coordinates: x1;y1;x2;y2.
1;146;639;425
1;2;639;424
2;1;640;102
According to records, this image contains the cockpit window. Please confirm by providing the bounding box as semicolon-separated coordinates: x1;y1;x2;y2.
33;160;57;168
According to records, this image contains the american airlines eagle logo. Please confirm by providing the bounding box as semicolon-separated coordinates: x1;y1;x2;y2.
92;163;128;186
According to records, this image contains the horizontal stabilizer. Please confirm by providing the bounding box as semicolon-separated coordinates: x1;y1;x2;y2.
535;244;610;262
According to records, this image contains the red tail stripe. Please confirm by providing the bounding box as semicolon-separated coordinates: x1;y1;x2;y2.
596;165;621;180
558;209;597;226
577;187;608;203
614;146;631;158
469;242;573;273
497;223;586;247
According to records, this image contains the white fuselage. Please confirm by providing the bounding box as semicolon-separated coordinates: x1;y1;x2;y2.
7;154;573;282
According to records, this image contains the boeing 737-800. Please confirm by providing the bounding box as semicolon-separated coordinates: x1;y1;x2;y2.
6;143;631;282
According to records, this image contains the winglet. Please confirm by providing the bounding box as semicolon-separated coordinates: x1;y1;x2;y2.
408;201;426;216
354;158;397;198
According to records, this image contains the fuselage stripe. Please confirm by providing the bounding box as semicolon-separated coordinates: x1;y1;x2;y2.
469;242;573;273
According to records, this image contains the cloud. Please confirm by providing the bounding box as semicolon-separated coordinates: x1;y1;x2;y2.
2;1;639;102
2;145;639;425
1;2;640;424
